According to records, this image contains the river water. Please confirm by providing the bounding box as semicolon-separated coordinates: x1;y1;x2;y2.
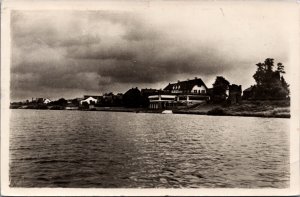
9;109;290;188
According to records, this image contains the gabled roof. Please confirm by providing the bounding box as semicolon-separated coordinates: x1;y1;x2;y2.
164;78;208;91
83;96;98;101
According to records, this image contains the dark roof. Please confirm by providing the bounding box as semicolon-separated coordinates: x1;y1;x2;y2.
164;78;208;91
83;95;102;99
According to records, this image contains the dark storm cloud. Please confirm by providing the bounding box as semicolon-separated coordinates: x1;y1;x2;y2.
67;45;136;60
10;8;290;100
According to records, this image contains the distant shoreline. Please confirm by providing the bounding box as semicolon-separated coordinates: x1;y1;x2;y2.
11;104;291;119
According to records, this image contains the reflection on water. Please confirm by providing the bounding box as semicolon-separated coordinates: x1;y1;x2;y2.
9;109;289;188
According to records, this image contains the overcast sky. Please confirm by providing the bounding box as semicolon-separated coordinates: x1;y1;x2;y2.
11;3;294;101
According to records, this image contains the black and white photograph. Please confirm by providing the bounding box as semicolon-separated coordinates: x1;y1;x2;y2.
1;0;299;196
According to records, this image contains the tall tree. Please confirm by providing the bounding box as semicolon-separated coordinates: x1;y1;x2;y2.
252;58;289;99
212;76;230;103
264;58;274;72
253;62;265;86
122;88;148;108
276;62;285;74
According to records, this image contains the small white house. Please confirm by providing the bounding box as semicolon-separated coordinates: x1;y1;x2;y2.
80;97;98;105
43;98;51;104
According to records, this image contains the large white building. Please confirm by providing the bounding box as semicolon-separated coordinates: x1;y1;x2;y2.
148;77;210;109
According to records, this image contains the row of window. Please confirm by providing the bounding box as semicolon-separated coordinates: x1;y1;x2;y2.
172;85;181;90
194;90;206;94
150;96;208;101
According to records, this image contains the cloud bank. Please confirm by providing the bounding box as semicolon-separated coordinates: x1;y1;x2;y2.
11;6;292;100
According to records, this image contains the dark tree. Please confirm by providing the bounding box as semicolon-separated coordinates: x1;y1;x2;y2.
50;98;68;106
211;76;230;103
82;101;89;109
277;62;285;74
252;58;289;99
71;99;80;106
253;62;265;86
122;88;148;108
57;98;67;106
264;58;274;72
281;76;290;95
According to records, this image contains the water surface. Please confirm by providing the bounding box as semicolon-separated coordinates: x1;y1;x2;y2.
10;109;289;188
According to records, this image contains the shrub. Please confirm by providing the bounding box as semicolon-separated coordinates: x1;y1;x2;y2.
207;107;226;115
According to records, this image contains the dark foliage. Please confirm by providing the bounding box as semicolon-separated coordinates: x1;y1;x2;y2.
49;98;68;106
122;88;149;108
81;101;89;109
252;58;289;100
211;76;230;103
207;107;226;115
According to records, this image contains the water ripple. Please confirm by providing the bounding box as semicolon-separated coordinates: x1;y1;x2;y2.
9;110;289;188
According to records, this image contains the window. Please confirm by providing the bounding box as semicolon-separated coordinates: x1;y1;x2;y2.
194;90;197;93
201;90;206;94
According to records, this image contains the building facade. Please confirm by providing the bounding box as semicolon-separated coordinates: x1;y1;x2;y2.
148;95;176;109
148;77;210;109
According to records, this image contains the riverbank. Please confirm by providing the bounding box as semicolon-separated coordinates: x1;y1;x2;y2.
10;100;290;118
173;100;290;118
94;100;290;118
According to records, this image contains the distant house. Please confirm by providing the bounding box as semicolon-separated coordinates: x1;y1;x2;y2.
33;98;51;104
164;77;208;94
228;84;242;104
43;98;51;104
80;97;98;105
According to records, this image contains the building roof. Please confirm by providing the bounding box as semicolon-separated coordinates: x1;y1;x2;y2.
83;95;102;99
164;78;208;91
83;97;98;100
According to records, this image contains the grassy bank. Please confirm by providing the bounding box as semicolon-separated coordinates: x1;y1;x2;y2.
173;100;290;118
